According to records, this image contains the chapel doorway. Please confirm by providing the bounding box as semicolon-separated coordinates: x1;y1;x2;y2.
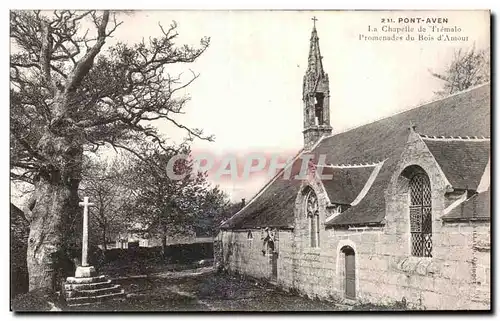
342;246;356;299
268;240;278;282
271;251;278;282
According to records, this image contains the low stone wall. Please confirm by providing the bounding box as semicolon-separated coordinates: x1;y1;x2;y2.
104;242;214;264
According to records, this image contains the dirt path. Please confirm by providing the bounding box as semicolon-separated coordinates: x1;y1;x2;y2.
70;267;345;311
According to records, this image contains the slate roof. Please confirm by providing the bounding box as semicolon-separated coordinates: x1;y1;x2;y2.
320;166;375;205
442;189;490;221
222;84;490;229
222;156;304;229
423;139;490;190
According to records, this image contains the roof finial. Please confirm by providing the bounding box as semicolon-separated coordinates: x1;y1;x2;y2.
311;16;318;28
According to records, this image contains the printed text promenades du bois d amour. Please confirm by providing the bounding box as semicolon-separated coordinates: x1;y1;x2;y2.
359;17;468;42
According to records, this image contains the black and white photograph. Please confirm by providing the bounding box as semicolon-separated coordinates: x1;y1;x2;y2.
9;9;491;312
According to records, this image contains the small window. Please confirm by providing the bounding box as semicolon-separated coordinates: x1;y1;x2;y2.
247;230;253;240
314;92;325;125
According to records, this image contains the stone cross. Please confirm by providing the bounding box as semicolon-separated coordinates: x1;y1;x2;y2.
311;16;318;27
78;196;95;267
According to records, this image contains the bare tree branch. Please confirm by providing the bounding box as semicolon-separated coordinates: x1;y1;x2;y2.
430;45;490;96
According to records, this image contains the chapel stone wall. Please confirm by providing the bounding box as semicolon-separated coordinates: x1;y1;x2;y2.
220;130;490;309
220;218;489;310
220;230;294;285
325;224;489;310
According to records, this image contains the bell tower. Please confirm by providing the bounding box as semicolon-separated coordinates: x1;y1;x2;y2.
303;17;332;150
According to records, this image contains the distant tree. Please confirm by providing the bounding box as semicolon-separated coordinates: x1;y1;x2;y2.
195;186;232;237
10;10;211;290
126;144;210;254
81;155;132;252
430;46;490;96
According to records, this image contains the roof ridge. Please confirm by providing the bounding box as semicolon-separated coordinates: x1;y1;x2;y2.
416;132;453;189
318;160;383;169
419;134;490;142
322;82;490;141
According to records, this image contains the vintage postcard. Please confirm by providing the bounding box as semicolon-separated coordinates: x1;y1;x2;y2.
10;10;490;312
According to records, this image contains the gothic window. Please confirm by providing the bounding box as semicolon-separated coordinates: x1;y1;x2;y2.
306;189;320;247
247;230;253;240
409;173;432;257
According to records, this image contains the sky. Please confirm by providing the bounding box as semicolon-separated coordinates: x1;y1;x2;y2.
10;10;490;205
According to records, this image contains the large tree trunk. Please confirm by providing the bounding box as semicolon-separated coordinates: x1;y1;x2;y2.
27;176;78;291
27;121;83;291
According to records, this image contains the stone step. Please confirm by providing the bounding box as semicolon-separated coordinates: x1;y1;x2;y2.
66;289;125;306
65;280;112;291
335;303;354;310
67;284;122;298
78;284;121;295
66;275;109;284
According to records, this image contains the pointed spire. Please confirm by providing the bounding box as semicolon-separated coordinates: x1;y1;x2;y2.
307;16;324;77
302;17;332;150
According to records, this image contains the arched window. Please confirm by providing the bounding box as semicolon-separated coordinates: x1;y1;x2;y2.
409;173;432;257
306;189;320;247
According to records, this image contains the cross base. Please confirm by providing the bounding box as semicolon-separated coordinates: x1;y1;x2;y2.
75;266;97;278
64;271;125;306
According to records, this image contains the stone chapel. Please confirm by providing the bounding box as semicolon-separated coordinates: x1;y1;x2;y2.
219;22;490;310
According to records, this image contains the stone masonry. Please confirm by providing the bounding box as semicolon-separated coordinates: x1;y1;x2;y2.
221;130;490;310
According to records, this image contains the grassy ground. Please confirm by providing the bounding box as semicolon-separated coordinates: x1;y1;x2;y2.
66;262;412;312
68;268;343;312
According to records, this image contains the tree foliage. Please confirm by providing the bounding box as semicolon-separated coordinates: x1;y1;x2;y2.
81;145;232;248
10;10;211;290
81;155;133;250
126;144;208;242
430;46;490;96
10;10;211;189
195;186;232;237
